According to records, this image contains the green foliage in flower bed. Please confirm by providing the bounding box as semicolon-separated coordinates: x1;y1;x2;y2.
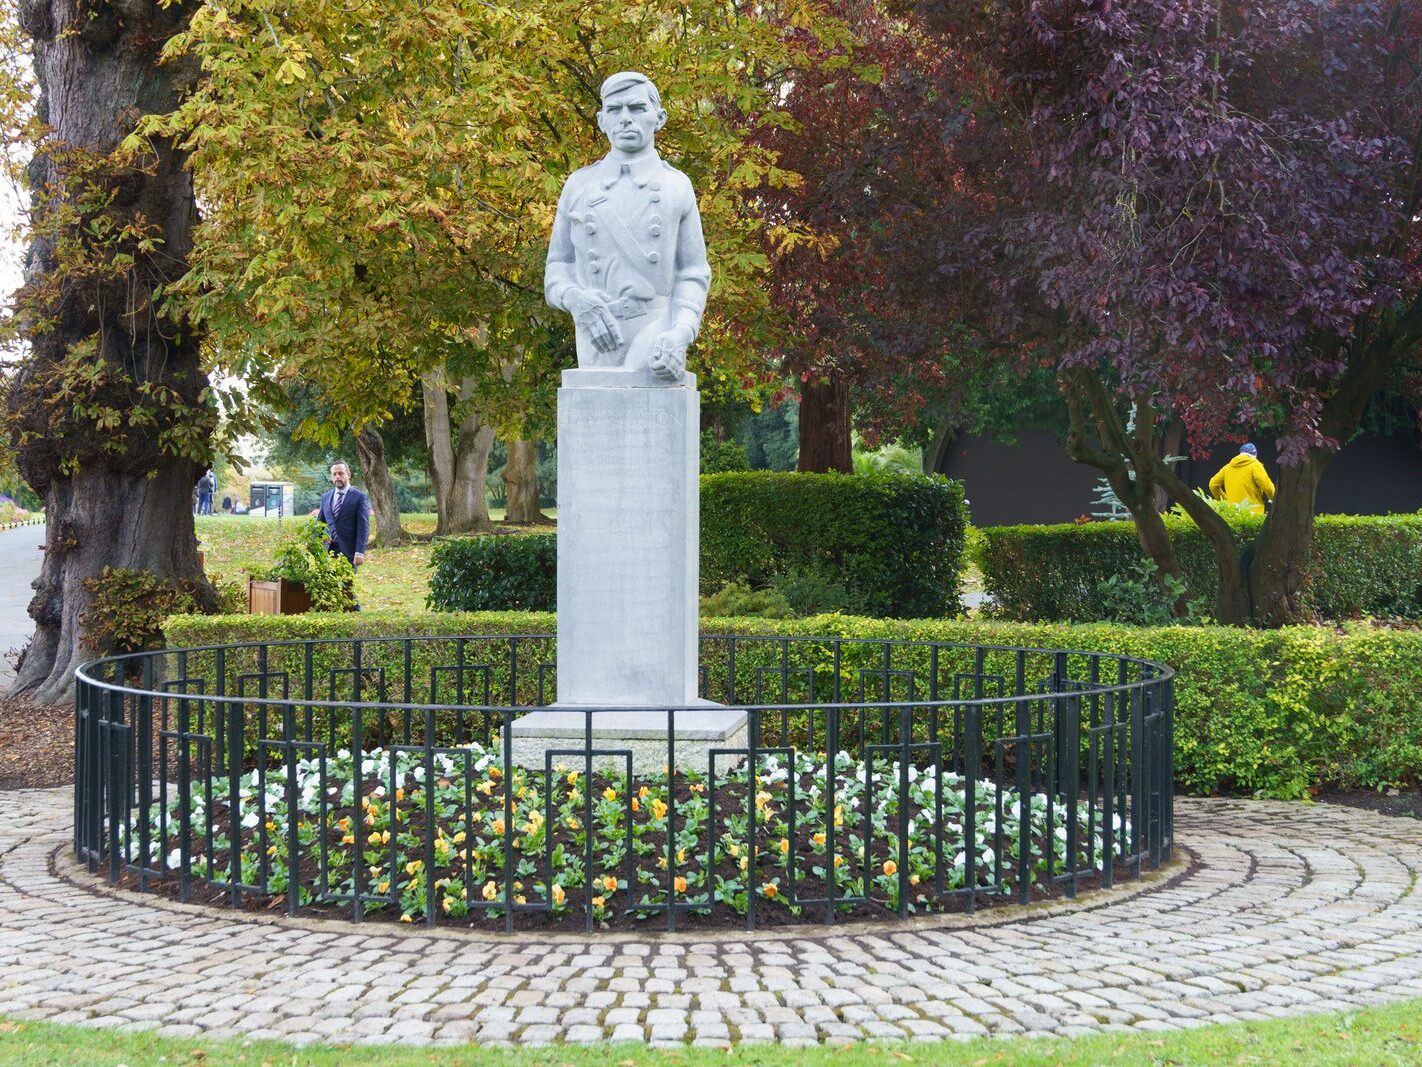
166;610;1422;800
123;743;1118;926
978;513;1422;623
701;471;969;618
426;534;556;612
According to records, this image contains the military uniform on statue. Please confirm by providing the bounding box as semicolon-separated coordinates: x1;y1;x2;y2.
544;72;710;383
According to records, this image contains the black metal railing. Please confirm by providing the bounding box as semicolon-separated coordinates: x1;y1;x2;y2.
74;634;1173;932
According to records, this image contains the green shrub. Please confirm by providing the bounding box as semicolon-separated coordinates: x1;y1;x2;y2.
701;471;969;618
427;534;556;612
980;513;1422;622
247;517;356;612
1097;559;1210;627
83;568;199;652
426;472;969;618
700;430;750;473
165;610;1422;799
698;579;793;618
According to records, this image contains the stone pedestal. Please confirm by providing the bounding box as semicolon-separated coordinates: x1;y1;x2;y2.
554;367;700;704
507;368;744;775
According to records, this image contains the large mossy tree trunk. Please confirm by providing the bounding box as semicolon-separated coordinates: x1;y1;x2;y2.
797;371;852;473
7;0;212;705
353;426;407;547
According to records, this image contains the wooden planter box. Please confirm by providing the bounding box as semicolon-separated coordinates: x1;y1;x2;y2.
247;578;311;615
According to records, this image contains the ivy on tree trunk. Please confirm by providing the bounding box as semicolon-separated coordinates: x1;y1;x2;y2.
6;0;214;704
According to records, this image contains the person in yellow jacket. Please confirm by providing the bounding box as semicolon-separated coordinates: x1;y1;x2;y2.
1209;443;1275;514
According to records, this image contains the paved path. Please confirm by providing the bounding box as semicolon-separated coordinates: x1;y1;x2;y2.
0;522;43;688
0;791;1419;1048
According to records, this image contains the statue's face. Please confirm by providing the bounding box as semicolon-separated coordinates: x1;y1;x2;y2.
597;83;665;154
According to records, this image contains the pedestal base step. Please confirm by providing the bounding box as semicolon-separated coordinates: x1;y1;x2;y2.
507;704;747;777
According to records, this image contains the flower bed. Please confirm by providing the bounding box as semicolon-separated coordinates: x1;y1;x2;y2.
122;743;1127;929
76;632;1172;931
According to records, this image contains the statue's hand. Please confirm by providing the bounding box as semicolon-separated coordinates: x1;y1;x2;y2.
567;290;622;353
648;328;691;382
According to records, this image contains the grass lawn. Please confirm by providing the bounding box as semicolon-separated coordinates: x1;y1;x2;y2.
196;511;554;613
2;998;1421;1065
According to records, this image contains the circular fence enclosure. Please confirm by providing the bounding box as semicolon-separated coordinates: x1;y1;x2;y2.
74;634;1174;933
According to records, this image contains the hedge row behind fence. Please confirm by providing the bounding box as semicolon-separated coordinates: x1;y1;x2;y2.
979;513;1422;622
427;472;970;619
165;611;1422;800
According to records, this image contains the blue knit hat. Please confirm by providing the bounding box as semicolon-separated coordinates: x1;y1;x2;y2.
1240;442;1257;456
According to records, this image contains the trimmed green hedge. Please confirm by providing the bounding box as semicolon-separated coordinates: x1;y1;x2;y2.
166;611;1422;800
700;471;969;618
979;513;1422;622
427;534;555;612
427;472;970;619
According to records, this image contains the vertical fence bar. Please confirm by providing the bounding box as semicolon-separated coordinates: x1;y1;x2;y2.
136;656;155;889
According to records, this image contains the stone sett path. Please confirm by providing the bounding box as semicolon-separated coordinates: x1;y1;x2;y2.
2;789;1421;1049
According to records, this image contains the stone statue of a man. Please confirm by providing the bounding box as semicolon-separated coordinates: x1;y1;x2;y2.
545;72;712;382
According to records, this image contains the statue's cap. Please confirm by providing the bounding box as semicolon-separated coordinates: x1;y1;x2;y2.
600;71;658;103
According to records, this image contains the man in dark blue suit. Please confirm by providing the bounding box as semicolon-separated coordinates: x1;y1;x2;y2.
317;461;371;569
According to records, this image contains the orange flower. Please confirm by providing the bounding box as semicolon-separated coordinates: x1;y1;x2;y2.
602;875;618;893
762;883;778;898
674;876;687;894
883;860;897;877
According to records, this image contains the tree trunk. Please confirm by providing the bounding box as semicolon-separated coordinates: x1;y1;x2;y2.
449;387;496;534
7;0;211;704
502;439;548;525
353;426;407;547
797;372;852;473
422;371;457;535
422;371;495;535
921;420;954;476
1248;454;1325;626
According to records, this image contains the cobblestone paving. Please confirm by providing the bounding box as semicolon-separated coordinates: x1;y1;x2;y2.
2;788;1421;1048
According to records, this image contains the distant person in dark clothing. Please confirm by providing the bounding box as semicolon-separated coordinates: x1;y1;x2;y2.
195;471;215;515
317;461;371;568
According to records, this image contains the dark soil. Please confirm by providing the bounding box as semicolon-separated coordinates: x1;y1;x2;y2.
0;694;73;790
1316;787;1422;821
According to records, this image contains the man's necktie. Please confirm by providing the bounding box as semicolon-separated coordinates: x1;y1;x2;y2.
332;490;345;519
